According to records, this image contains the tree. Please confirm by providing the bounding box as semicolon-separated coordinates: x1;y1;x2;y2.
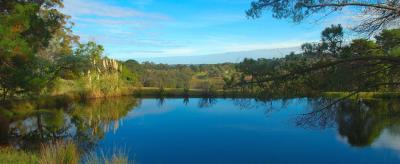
343;39;381;58
234;27;400;98
321;24;344;56
246;0;400;35
241;0;400;97
375;29;400;55
75;41;104;61
0;1;72;101
301;42;325;57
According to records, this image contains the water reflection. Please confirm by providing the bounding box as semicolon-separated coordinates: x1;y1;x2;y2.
297;98;400;147
198;98;217;108
0;97;140;150
1;97;400;162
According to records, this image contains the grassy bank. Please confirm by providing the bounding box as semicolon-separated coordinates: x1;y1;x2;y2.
0;141;130;164
133;87;256;98
324;92;400;99
51;78;136;99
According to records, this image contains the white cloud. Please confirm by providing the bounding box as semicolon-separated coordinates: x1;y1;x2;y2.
61;0;174;50
63;0;168;19
372;128;400;155
60;0;321;60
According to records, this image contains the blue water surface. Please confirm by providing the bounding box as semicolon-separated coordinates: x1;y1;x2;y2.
93;98;400;164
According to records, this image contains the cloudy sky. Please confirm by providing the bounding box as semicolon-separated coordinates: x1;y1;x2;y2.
62;0;344;60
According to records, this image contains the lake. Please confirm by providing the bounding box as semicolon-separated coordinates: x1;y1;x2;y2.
1;97;400;164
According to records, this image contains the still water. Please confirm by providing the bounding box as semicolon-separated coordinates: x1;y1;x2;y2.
1;97;400;164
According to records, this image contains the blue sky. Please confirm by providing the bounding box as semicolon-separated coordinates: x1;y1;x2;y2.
62;0;350;60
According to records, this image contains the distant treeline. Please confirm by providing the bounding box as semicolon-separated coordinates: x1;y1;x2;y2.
123;61;236;89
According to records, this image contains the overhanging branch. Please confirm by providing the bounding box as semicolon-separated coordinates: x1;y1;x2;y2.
234;56;400;87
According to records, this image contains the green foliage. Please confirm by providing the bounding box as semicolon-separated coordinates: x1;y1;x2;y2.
342;39;381;58
0;1;74;100
123;61;235;89
235;27;400;97
0;1;126;102
321;24;343;56
376;29;400;55
388;46;400;57
75;41;104;61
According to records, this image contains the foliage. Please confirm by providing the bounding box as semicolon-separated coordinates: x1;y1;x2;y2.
0;1;140;101
124;61;236;89
375;29;400;54
0;1;75;101
321;24;344;56
234;26;400;98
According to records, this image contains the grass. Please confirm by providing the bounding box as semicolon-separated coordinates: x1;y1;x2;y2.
52;76;136;100
324;92;400;99
83;150;130;164
0;141;130;164
133;87;243;97
0;141;80;164
0;147;38;164
39;141;80;164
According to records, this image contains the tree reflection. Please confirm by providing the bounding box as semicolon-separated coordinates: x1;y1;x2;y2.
232;98;295;116
157;97;165;107
198;98;217;108
0;97;139;151
183;97;189;106
297;98;400;147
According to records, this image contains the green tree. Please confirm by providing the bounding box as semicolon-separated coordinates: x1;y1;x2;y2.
375;29;400;55
0;1;71;101
75;41;104;61
344;39;381;58
234;27;400;97
321;24;344;56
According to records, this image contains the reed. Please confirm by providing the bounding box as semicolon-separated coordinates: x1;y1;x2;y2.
39;141;80;164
